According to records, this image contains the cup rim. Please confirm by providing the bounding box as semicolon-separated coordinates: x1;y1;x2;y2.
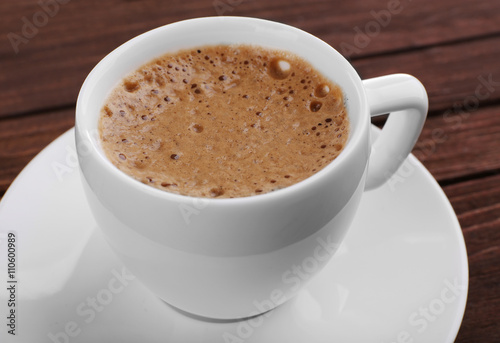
76;16;370;204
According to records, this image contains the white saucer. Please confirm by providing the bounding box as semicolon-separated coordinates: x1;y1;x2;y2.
0;129;468;343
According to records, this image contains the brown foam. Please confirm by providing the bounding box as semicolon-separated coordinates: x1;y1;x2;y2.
99;45;349;198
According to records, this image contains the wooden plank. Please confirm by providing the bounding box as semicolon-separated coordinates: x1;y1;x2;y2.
455;246;500;343
0;108;74;192
353;35;500;113
412;104;500;182
444;173;500;219
443;176;500;342
246;0;500;54
3;0;499;58
0;0;212;118
1;0;500;117
444;173;500;255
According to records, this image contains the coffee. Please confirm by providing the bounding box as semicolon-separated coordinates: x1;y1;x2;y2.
98;44;349;198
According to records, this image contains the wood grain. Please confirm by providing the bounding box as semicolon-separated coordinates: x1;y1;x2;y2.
1;0;500;117
444;172;500;263
352;35;500;113
442;170;500;341
455;245;500;342
413;104;500;181
0;108;74;191
0;1;499;342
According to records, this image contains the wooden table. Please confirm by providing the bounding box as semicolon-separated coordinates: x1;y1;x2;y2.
1;0;499;341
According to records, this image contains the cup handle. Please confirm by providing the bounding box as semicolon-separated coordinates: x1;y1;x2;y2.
362;74;428;190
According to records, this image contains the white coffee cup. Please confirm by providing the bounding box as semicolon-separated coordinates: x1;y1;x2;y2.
75;17;427;319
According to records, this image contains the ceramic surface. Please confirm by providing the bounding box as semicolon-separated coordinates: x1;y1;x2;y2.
0;129;467;342
75;17;428;318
